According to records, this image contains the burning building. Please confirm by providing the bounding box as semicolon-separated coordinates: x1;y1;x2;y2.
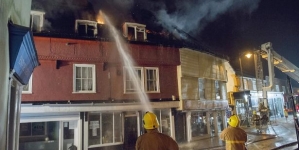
18;0;230;150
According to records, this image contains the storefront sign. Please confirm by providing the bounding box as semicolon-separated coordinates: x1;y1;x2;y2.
183;100;228;110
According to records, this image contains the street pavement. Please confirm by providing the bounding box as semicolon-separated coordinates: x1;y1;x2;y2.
179;116;299;150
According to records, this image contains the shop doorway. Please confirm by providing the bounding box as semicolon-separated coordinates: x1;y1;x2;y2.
123;113;138;150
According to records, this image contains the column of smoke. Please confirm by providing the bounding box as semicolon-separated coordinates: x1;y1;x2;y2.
99;11;152;112
104;0;260;40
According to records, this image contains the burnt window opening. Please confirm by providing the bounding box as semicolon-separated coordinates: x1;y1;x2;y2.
123;22;147;42
30;11;45;32
75;20;98;37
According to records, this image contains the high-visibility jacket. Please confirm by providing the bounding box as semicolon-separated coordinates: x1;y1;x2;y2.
220;126;247;150
135;129;179;150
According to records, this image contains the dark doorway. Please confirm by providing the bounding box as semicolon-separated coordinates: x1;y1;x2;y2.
123;115;138;150
175;111;187;143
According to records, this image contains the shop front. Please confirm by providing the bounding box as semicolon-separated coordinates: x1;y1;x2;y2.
20;101;179;150
182;100;228;142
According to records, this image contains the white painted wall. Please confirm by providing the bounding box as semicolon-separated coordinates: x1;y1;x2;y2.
224;61;236;93
0;0;32;149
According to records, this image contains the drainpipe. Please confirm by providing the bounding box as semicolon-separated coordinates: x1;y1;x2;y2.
261;42;274;107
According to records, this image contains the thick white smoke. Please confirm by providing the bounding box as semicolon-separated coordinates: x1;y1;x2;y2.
139;0;261;37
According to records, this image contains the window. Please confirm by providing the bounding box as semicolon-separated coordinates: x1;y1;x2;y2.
282;86;286;93
124;67;159;93
124;67;143;93
275;85;280;92
22;75;32;94
153;109;172;136
73;64;96;93
30;11;45;32
75;20;98;36
122;22;147;41
88;112;123;148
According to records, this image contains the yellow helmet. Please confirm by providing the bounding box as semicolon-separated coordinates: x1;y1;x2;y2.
143;112;159;129
228;115;239;127
253;110;256;114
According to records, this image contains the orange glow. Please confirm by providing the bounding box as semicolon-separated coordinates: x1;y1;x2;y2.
245;53;252;58
96;10;105;24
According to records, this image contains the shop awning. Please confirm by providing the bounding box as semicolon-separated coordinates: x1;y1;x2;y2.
8;22;40;85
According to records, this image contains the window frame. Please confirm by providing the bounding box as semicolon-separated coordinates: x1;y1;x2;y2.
22;75;32;94
123;67;160;93
144;67;160;93
87;112;123;148
73;64;96;93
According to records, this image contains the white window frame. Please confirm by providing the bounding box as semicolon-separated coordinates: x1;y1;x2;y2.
144;67;160;93
30;10;45;32
124;67;160;93
87;112;123;148
22;75;32;94
122;22;147;41
73;64;96;93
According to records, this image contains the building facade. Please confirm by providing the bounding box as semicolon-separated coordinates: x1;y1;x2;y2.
176;48;228;142
20;34;180;150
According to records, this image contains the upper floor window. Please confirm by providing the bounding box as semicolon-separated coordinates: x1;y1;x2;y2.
30;11;45;32
73;64;96;93
124;67;159;93
282;86;286;93
75;20;98;36
275;85;280;92
122;22;147;41
22;75;32;94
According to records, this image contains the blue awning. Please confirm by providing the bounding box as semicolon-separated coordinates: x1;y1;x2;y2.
8;22;40;85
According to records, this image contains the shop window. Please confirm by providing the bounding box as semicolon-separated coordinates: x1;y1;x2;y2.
124;67;159;93
190;112;207;137
19;122;59;150
150;109;171;136
73;64;96;93
22;75;32;94
88;112;123;148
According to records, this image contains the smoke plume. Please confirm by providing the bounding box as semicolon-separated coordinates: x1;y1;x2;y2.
135;0;261;37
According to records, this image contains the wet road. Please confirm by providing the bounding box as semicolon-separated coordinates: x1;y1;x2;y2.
179;116;298;150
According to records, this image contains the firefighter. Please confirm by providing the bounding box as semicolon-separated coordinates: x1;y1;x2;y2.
220;114;247;150
251;110;261;132
135;111;179;150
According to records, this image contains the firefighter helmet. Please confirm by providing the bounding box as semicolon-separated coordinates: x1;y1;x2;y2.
143;111;159;129
253;110;256;114
228;115;239;127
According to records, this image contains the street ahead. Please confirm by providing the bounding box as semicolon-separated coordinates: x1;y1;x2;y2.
179;115;298;150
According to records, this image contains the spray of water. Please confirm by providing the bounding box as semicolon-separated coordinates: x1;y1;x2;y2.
101;11;152;112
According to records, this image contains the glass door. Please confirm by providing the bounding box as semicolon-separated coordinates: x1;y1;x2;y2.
62;121;77;150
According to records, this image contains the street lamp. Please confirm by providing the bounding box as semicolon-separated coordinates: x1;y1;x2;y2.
239;51;253;91
239;51;253;127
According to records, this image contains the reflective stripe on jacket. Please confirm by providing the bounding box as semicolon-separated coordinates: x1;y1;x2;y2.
135;129;179;150
220;126;247;150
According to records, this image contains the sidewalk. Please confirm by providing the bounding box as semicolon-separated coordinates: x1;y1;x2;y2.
179;116;298;150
